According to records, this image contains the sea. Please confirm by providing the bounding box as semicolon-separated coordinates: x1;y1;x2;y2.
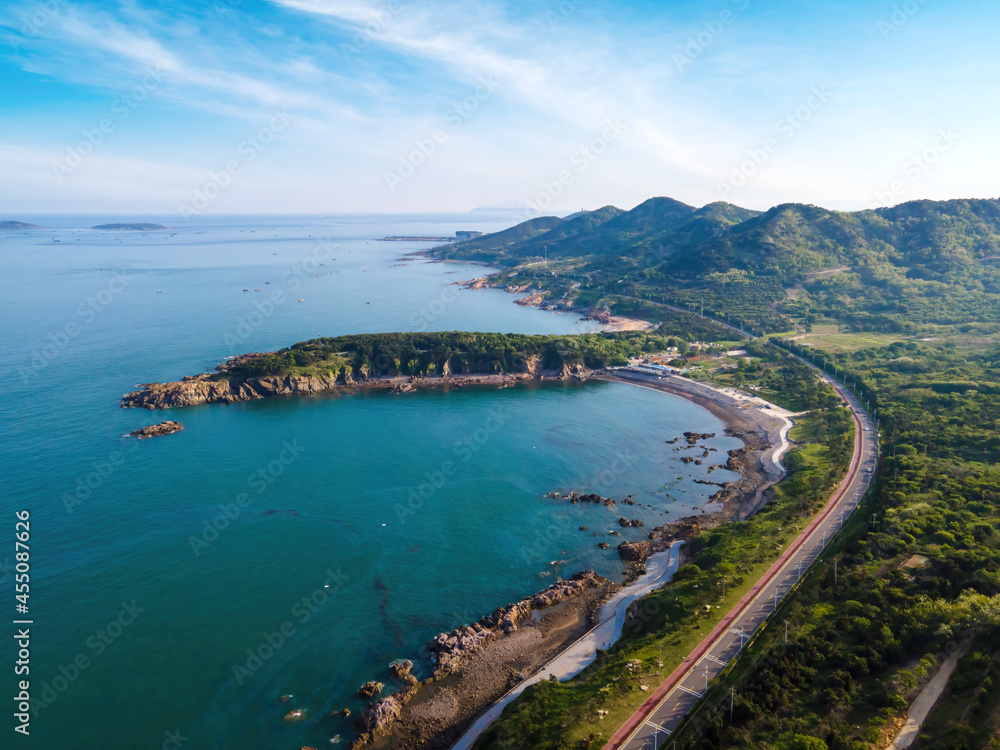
0;213;740;749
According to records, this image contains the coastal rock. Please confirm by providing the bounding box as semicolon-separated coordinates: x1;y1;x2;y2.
515;292;546;307
390;659;418;687
353;680;419;744
283;709;307;722
598;542;610;550
358;681;384;700
120;354;594;411
684;431;716;445
617;540;653;561
340;708;351;718
129;421;183;439
428;570;604;674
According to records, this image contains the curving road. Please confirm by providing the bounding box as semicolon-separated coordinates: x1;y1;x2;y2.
604;374;877;749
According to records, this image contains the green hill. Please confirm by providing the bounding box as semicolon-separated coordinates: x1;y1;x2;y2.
427;197;1000;333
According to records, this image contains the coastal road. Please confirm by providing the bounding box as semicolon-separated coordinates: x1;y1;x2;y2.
604;378;876;750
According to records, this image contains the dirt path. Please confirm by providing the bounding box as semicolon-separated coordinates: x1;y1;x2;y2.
889;641;971;750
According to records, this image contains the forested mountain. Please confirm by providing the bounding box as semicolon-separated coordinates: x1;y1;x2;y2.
432;197;1000;333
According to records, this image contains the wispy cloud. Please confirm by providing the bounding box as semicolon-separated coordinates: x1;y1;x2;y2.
0;0;997;213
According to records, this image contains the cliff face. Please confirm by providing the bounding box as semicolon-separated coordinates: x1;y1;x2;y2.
120;360;594;410
120;372;340;409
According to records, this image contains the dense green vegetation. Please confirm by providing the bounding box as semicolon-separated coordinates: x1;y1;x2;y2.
673;338;1000;750
227;330;728;379
430;197;1000;336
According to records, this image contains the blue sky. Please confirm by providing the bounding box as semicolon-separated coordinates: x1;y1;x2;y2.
0;0;997;215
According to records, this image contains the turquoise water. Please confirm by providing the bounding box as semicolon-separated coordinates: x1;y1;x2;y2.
0;215;739;749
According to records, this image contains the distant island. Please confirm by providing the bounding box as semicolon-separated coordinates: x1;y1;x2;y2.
92;223;170;230
0;221;41;230
381;230;483;242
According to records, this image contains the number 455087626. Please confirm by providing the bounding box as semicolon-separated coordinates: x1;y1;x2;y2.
15;510;30;613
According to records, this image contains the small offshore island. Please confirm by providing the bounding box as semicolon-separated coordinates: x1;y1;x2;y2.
0;220;41;229
92;222;170;230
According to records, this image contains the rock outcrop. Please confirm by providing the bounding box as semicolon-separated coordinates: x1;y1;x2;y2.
352;683;418;747
358;681;383;700
427;570;605;674
120;359;594;411
617;540;653;561
128;421;183;439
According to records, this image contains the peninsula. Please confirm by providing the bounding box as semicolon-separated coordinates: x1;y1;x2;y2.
119;331;678;410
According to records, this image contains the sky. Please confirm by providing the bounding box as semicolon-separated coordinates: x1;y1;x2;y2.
0;0;997;216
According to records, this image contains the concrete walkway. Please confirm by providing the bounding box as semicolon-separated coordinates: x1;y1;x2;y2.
449;542;685;750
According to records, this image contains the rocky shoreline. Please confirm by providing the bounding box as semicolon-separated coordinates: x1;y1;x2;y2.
119;360;595;411
354;571;617;750
458;274;653;331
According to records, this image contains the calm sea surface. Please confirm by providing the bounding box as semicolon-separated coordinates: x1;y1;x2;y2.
0;214;739;749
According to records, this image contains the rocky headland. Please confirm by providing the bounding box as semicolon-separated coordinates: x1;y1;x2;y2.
119;356;595;410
